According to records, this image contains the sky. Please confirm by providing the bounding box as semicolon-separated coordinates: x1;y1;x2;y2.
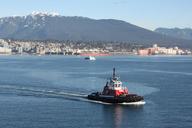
0;0;191;30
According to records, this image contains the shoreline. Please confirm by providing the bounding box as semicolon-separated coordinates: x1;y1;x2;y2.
0;53;192;57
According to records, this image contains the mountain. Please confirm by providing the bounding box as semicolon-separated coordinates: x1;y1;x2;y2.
155;28;192;40
0;12;192;48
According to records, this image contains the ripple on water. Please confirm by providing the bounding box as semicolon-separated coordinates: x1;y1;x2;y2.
124;82;160;96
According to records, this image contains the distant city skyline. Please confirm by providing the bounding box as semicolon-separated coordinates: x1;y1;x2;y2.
0;0;191;30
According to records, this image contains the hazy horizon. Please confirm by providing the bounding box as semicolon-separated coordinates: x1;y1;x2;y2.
0;0;191;30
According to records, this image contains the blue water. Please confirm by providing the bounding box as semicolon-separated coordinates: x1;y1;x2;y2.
0;55;192;128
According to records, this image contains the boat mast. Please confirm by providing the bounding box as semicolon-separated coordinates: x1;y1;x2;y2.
113;68;115;78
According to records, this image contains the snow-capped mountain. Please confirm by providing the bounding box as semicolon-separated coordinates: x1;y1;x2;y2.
30;11;60;17
0;12;191;48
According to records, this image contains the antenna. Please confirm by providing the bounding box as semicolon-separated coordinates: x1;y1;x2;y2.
113;68;115;78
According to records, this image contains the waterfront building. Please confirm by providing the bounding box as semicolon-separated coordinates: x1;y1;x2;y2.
138;49;149;55
0;47;12;54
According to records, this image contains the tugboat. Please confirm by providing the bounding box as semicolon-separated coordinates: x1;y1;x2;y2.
88;68;145;104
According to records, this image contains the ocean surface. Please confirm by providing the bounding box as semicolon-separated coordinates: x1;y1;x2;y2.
0;55;192;128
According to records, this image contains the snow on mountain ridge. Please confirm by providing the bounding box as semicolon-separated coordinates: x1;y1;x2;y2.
30;11;60;17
